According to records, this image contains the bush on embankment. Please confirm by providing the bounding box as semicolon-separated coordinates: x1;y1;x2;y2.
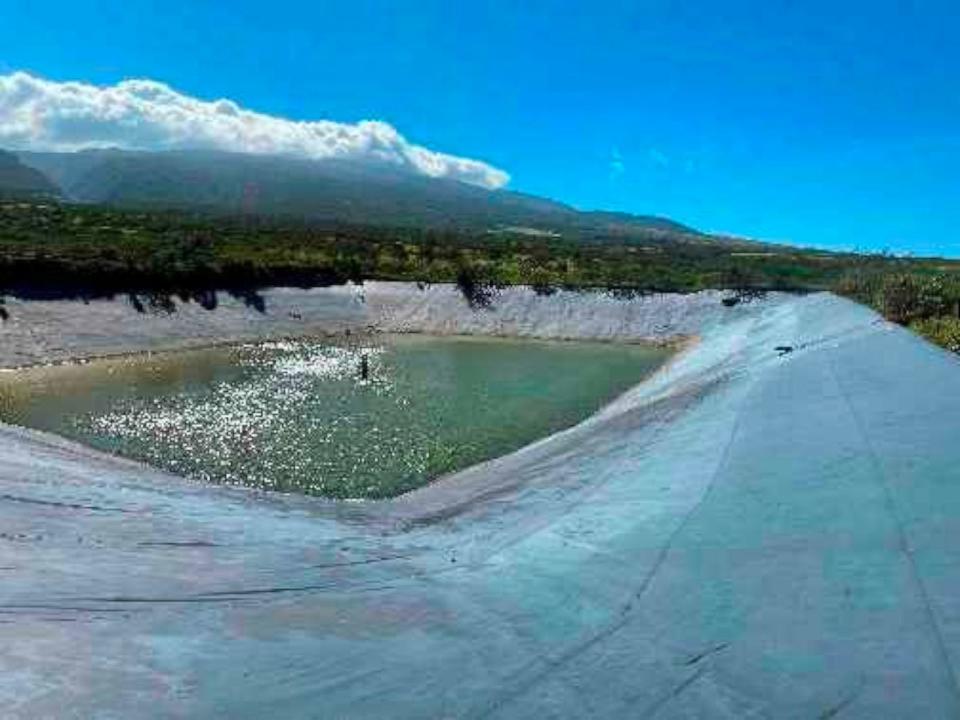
835;264;960;352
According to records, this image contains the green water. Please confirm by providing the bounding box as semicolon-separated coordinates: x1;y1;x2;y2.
0;336;670;498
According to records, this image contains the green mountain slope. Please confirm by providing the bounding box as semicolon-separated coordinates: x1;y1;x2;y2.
18;149;700;241
0;151;60;200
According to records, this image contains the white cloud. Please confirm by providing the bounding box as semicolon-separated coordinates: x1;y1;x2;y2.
609;147;625;178
0;71;509;189
647;148;670;169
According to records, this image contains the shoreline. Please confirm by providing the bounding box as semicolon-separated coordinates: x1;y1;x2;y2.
0;320;693;509
0;327;692;373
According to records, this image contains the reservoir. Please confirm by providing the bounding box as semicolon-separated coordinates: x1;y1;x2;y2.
0;335;670;498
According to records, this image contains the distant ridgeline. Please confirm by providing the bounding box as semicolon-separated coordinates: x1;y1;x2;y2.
12;148;700;241
0;151;61;201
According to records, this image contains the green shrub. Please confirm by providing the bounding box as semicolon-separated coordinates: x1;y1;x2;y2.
879;273;923;323
910;317;960;353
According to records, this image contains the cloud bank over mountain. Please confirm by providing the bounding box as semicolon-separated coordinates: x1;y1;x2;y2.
0;72;509;189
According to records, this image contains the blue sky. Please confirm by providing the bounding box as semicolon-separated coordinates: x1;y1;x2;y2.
3;0;960;255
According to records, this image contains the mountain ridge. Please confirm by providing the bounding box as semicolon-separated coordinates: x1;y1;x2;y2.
14;148;702;241
0;150;61;200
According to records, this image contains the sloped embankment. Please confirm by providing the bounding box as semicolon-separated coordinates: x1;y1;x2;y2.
0;282;730;367
4;288;958;718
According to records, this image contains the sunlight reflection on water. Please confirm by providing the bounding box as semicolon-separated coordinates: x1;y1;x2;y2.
0;336;669;498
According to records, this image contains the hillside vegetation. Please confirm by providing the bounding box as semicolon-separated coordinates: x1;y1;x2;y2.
16;149;699;240
0;199;957;320
837;268;960;351
0;200;872;295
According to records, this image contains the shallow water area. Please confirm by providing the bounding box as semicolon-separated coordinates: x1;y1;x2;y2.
0;335;670;498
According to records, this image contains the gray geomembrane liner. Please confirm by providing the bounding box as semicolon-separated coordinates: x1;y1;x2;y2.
1;286;958;718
